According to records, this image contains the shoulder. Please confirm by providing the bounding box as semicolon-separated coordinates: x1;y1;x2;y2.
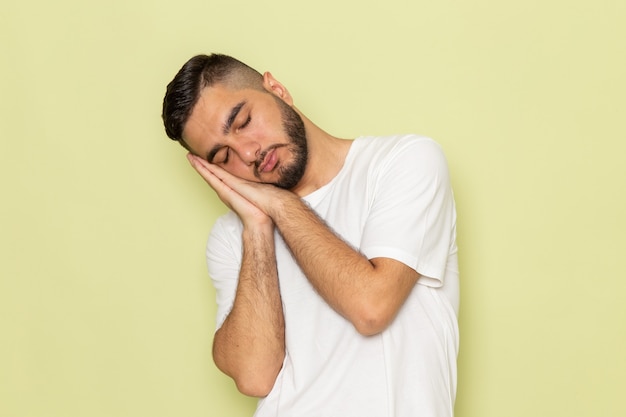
353;134;447;172
355;134;442;157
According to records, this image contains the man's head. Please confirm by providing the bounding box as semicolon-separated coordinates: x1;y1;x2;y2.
162;54;264;143
162;54;308;190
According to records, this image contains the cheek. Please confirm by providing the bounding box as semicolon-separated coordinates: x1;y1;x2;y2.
253;113;284;139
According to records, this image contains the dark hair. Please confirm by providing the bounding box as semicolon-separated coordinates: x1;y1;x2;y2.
161;54;263;144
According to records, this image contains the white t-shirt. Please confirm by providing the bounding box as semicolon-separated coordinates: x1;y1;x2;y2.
207;134;459;417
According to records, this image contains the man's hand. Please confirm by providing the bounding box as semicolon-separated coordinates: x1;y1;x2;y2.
186;153;278;228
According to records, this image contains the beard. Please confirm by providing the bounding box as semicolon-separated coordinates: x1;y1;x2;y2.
264;96;308;190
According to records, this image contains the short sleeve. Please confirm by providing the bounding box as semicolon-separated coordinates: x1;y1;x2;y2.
360;137;457;287
206;212;243;329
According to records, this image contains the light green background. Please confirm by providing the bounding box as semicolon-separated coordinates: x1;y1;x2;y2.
2;1;624;416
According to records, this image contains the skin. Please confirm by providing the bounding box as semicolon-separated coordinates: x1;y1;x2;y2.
182;72;420;397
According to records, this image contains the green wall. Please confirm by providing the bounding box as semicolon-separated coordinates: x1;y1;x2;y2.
2;1;625;416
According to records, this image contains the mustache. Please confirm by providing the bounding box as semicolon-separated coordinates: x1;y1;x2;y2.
255;144;287;169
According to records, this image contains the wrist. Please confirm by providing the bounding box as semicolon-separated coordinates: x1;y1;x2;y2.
242;215;275;236
264;189;296;223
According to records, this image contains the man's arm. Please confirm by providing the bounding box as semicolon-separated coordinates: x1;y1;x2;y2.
188;154;285;397
188;155;419;336
268;193;419;336
212;221;285;397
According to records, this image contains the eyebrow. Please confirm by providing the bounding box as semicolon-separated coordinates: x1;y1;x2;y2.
206;100;246;163
222;100;246;136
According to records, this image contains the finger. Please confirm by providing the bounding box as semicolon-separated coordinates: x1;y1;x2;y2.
185;154;270;215
186;154;228;181
185;155;270;220
186;153;210;173
196;158;237;184
187;154;219;182
187;159;229;199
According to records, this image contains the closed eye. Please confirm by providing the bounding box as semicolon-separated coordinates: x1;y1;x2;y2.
240;115;251;130
222;147;231;164
209;146;230;165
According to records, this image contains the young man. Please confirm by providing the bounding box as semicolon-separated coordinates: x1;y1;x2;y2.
162;54;459;417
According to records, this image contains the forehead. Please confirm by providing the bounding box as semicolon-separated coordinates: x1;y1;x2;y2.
183;85;239;140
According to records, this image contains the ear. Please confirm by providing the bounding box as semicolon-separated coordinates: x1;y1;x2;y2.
262;72;294;106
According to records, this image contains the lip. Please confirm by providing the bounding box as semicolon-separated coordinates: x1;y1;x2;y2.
258;148;278;173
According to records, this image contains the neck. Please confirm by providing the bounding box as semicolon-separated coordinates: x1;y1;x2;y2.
290;111;353;197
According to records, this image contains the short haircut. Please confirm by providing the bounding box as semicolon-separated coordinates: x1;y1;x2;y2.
161;54;264;144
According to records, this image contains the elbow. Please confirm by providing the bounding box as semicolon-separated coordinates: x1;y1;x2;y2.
215;360;278;397
232;374;276;398
351;302;397;336
213;349;281;398
353;317;391;337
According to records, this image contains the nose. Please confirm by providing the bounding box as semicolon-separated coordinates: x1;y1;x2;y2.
234;139;261;165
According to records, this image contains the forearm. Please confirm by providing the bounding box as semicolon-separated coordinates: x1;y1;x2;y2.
212;223;285;397
270;195;417;335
